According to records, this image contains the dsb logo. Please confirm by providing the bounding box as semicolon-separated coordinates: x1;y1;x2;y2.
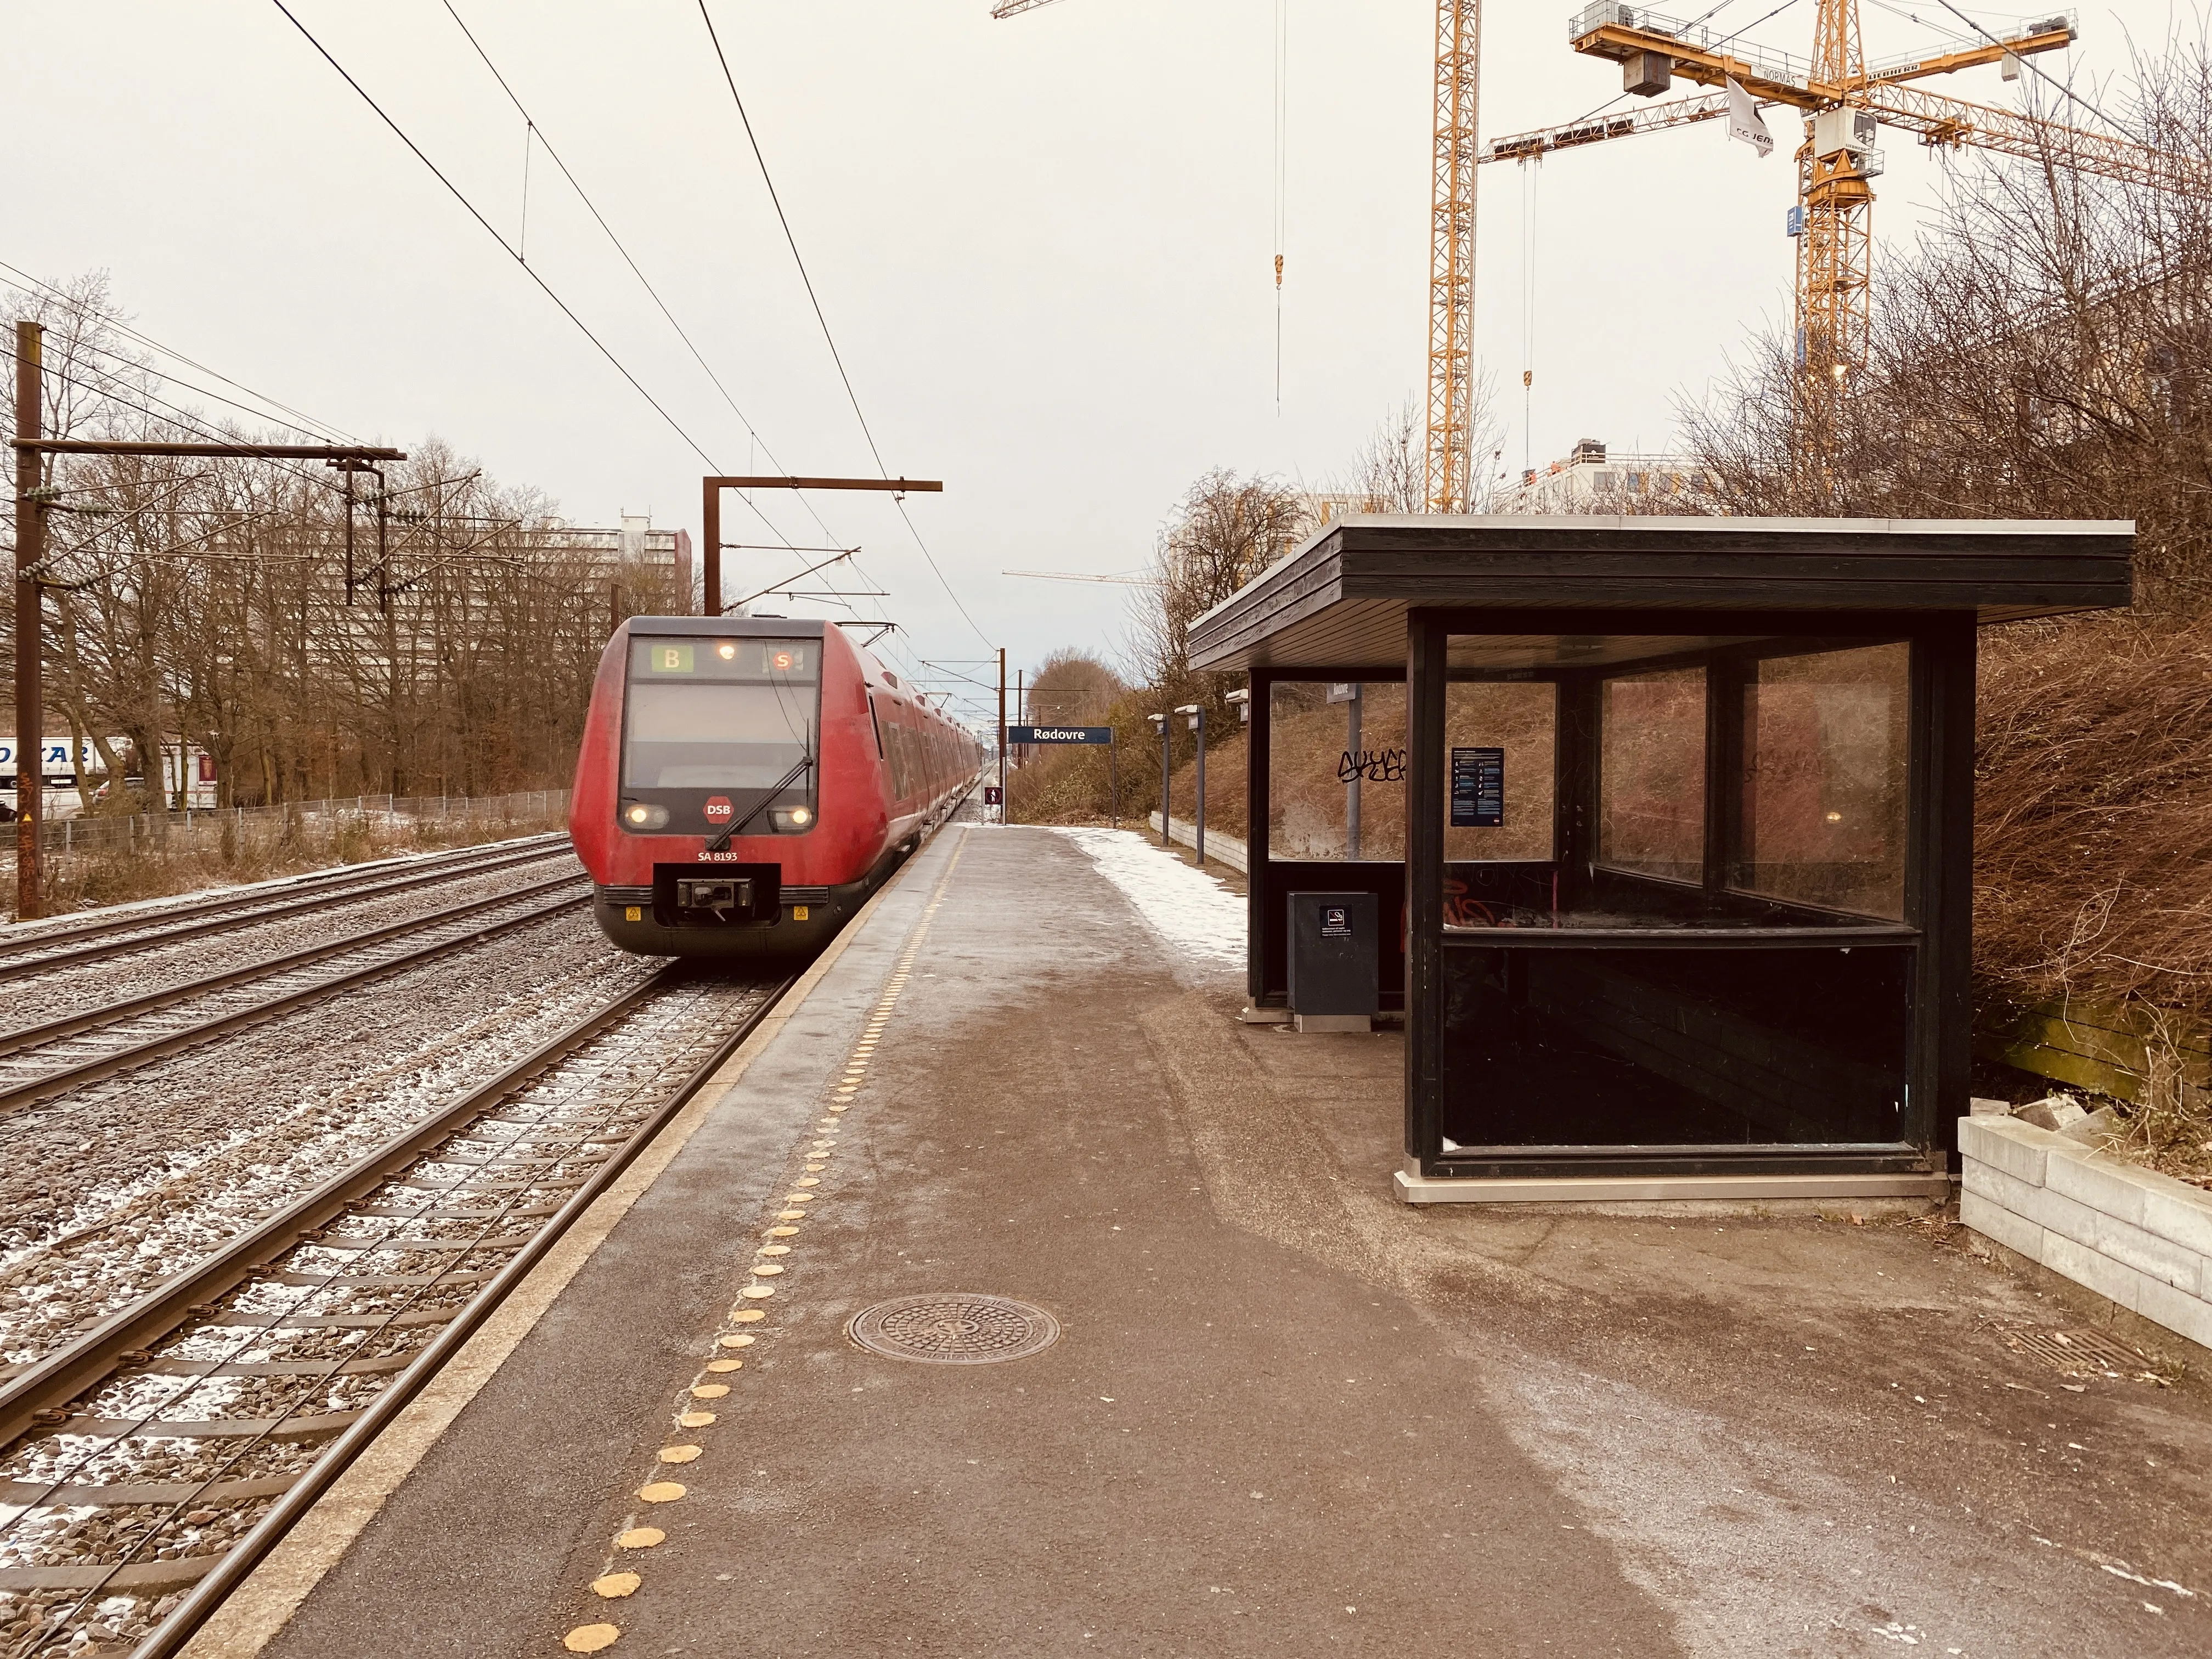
703;796;733;823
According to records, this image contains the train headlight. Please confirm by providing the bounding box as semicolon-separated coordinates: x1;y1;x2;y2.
716;641;737;661
789;805;813;827
769;805;815;832
622;802;670;830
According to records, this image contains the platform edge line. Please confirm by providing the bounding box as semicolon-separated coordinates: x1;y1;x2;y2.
175;834;954;1659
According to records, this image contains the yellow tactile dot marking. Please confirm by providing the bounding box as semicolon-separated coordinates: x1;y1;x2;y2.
565;834;971;1649
794;1177;821;1188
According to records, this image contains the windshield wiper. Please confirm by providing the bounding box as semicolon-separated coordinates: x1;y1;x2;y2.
706;755;813;853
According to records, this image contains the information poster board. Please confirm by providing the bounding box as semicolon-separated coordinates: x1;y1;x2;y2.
1449;747;1505;828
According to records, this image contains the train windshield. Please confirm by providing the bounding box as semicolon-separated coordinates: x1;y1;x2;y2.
622;636;820;792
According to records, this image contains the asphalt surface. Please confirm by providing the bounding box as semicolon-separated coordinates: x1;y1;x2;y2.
256;825;2212;1658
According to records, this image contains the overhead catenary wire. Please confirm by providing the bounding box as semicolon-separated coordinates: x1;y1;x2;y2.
0;257;360;444
695;1;995;654
0;341;360;504
278;1;932;660
266;0;727;480
436;1;835;561
440;3;946;681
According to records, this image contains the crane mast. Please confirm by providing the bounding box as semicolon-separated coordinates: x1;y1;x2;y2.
1427;1;1483;514
1799;0;1872;396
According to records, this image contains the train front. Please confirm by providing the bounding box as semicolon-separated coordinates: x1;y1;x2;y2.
572;618;883;959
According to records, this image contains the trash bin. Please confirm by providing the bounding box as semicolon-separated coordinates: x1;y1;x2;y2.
1286;890;1377;1033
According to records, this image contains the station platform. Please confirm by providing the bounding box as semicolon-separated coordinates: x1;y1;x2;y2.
193;825;2212;1658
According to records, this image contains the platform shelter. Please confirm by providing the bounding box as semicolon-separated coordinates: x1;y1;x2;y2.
1187;516;2134;1201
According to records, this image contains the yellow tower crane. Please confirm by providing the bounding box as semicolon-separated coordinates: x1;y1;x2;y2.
1486;4;2211;411
1428;2;1483;513
991;1;1491;513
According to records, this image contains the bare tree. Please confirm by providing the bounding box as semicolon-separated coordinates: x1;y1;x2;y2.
1025;650;1126;725
4;273;674;812
1680;32;2212;1045
1321;381;1505;517
1132;468;1310;687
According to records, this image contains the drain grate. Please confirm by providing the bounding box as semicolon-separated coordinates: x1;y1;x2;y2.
848;1294;1060;1365
2004;1327;2151;1378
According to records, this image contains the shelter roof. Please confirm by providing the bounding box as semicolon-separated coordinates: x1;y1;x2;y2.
1186;515;2134;673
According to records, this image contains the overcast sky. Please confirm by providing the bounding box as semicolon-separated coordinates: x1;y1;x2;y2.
2;2;2191;721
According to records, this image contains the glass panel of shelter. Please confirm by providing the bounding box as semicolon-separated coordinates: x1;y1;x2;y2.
1263;679;1411;1012
1430;634;1918;1155
1267;680;1408;861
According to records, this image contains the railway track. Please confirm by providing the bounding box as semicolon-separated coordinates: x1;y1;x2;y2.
0;966;789;1658
0;834;570;982
0;874;591;1119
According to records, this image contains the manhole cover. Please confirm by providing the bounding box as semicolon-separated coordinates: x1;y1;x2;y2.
848;1294;1059;1365
2004;1328;2149;1377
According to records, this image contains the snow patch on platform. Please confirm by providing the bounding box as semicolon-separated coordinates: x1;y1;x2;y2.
1049;827;1244;967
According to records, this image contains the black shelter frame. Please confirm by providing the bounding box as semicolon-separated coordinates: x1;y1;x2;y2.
1192;517;2134;1188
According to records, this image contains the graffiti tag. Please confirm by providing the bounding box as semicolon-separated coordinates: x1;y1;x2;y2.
1337;747;1407;783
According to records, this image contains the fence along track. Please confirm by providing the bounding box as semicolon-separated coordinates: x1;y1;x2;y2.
0;878;589;1119
0;838;573;982
0;967;787;1658
18;789;572;860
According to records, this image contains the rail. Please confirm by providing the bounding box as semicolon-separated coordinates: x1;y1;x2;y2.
0;875;588;1117
0;836;571;979
0;968;792;1658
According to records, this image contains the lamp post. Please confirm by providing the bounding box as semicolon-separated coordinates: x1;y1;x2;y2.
1176;703;1205;866
1148;712;1169;848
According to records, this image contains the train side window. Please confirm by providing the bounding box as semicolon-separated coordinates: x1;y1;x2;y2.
889;719;912;799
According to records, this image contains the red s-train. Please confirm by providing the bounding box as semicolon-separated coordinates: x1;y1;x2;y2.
569;617;979;957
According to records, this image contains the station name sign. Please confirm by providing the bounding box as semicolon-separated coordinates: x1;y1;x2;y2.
1004;726;1111;745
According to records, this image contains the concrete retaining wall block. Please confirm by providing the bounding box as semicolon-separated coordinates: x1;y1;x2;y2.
1958;1113;2212;1352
